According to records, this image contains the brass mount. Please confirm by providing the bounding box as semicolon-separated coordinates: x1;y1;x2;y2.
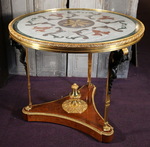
103;122;111;131
25;105;32;111
62;83;88;113
69;83;81;99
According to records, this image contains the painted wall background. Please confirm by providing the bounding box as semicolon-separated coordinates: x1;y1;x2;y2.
0;0;139;78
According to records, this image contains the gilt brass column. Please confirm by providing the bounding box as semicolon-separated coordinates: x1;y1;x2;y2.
25;47;32;111
87;53;92;86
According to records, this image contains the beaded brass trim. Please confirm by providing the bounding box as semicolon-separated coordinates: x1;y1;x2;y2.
9;8;145;53
22;107;113;136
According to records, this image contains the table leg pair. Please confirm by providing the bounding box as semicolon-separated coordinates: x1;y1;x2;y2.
12;40;128;142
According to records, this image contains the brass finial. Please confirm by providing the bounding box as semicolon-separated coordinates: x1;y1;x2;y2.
70;83;81;99
62;83;88;113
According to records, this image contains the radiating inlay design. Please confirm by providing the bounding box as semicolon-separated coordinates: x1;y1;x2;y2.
58;19;95;28
13;9;137;43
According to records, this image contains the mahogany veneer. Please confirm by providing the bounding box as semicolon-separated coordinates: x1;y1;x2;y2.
22;84;114;143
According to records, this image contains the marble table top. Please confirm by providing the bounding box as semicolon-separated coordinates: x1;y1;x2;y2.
9;8;144;53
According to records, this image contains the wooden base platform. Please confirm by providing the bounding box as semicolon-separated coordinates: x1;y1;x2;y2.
22;84;114;143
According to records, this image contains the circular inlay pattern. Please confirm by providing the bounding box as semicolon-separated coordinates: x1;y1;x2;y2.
10;9;143;47
13;10;137;43
58;19;95;28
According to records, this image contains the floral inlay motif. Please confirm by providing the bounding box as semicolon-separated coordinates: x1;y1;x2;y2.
58;19;95;28
92;30;110;36
33;26;51;32
49;13;63;18
15;10;136;43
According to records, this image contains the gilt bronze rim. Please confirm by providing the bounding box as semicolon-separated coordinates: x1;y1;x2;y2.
9;8;145;53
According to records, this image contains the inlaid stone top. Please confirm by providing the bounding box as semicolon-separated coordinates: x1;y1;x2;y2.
9;8;144;53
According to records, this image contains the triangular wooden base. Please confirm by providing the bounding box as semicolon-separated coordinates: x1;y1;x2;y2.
22;84;114;143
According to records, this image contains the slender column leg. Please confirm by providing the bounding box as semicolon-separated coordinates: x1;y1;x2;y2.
103;48;129;131
103;70;111;131
10;39;33;110
25;47;32;111
87;53;92;86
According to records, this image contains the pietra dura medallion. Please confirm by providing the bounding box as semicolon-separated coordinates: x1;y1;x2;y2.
14;10;136;44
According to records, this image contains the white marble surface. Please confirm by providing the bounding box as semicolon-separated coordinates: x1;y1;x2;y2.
14;9;137;43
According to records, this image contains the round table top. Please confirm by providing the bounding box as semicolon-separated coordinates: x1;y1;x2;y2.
9;8;145;53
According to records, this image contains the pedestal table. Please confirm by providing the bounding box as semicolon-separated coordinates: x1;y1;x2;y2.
9;8;145;142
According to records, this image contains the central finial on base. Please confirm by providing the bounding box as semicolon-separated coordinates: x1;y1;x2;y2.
69;83;81;99
62;83;88;113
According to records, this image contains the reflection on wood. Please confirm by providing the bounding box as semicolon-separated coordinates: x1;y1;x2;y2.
23;84;114;142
